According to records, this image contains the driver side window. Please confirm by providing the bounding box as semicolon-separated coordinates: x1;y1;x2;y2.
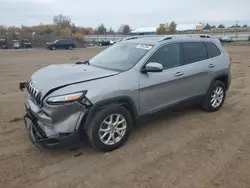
148;43;181;70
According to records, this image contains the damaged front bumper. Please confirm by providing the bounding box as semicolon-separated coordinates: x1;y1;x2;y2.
23;95;89;149
23;110;81;150
24;115;80;150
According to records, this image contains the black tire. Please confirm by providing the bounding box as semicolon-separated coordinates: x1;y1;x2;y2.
87;106;132;152
202;80;226;112
68;45;73;50
51;46;56;50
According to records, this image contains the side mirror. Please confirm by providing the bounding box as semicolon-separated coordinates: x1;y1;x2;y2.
141;62;163;73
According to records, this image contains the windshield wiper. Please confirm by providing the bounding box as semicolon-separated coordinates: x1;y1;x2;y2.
76;60;90;65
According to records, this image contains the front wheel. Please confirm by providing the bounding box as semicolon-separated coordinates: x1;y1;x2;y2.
87;106;132;152
68;45;73;50
202;81;226;112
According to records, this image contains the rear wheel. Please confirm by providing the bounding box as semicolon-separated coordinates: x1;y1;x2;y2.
68;45;73;50
87;106;132;152
202;81;226;112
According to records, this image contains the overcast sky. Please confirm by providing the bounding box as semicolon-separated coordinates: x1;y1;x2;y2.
0;0;250;30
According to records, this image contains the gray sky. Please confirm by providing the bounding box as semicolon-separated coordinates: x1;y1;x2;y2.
0;0;250;30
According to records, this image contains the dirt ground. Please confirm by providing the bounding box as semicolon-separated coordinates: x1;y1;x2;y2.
0;46;250;188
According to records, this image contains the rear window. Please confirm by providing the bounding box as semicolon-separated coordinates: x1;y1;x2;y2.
182;42;207;64
205;42;221;58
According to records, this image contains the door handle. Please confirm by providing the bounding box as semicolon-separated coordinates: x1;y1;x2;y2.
174;72;184;77
208;64;215;68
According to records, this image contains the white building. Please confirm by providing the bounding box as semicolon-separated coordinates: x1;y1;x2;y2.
130;24;204;35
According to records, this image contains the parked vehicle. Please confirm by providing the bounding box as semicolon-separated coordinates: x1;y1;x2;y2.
20;35;231;152
20;39;32;48
220;36;233;43
109;40;116;45
46;39;76;50
0;38;8;49
12;40;20;49
99;40;110;46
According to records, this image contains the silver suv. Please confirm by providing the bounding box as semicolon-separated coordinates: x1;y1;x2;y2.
21;35;231;151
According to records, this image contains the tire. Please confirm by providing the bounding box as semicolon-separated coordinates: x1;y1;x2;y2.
202;80;226;112
51;46;56;50
87;106;132;152
68;45;73;50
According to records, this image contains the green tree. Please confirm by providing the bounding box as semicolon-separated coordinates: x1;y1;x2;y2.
242;24;248;28
168;21;177;34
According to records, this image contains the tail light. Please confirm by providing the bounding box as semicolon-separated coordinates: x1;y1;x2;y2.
228;54;232;61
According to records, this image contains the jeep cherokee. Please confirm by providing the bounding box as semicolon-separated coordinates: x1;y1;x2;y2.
21;35;231;152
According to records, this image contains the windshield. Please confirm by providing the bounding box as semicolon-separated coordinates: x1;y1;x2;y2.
89;43;152;71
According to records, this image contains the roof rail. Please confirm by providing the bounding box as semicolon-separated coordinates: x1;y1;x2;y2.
122;35;159;41
158;34;210;41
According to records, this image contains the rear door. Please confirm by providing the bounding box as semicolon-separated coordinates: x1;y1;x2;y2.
56;40;64;49
179;42;213;98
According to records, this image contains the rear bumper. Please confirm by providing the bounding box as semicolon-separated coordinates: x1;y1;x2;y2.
24;113;81;149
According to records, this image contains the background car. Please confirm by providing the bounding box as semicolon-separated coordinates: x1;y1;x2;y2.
21;39;32;48
220;36;233;43
12;40;20;49
46;39;76;50
99;40;110;46
0;38;8;49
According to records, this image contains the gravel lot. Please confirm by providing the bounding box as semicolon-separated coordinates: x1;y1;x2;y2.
0;46;250;188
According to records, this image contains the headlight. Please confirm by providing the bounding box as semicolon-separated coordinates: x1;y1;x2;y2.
47;91;87;104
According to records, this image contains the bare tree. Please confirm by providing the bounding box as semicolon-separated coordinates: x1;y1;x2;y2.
96;23;107;34
218;24;225;28
123;25;131;34
0;25;7;36
53;14;71;30
156;24;166;34
108;27;115;34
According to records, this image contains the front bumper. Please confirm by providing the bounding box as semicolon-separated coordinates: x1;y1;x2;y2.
23;112;81;149
23;96;89;149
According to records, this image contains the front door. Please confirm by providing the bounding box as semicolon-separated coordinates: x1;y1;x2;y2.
139;43;187;115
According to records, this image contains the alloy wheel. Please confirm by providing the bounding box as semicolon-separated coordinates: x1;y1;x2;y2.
211;86;224;108
99;114;127;145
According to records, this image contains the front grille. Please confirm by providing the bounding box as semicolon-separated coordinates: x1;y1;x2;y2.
26;81;41;105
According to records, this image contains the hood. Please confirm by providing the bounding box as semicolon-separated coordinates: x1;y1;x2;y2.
46;42;53;45
30;64;119;98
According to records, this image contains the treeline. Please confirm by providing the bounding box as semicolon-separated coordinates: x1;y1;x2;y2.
0;14;248;41
0;14;132;41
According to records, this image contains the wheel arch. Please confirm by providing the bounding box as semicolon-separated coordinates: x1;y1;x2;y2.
211;74;230;90
82;96;138;131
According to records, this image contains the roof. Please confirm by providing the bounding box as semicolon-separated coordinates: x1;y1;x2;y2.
120;34;215;45
131;24;203;33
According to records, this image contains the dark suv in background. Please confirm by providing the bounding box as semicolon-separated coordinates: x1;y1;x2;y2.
46;39;76;50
